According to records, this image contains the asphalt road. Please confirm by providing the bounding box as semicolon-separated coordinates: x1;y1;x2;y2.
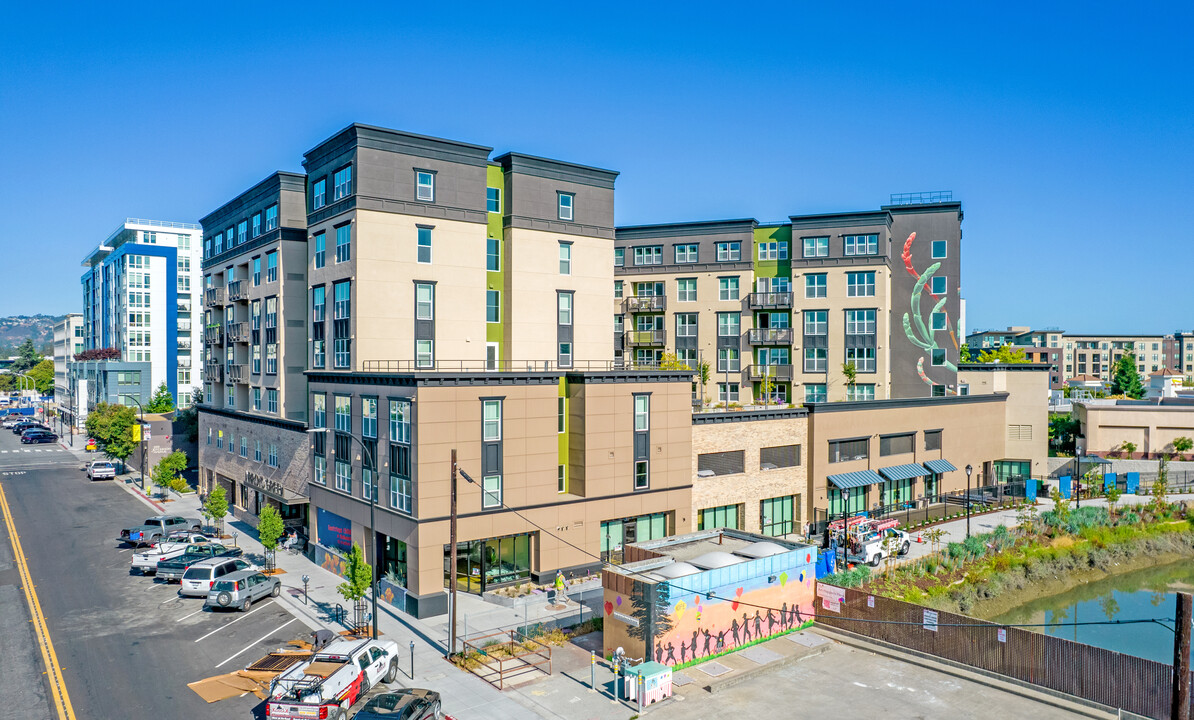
0;430;309;720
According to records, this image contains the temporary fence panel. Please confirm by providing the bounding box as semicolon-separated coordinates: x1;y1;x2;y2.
1126;472;1140;493
1058;475;1072;499
1104;473;1117;493
1026;478;1038;502
816;586;1173;719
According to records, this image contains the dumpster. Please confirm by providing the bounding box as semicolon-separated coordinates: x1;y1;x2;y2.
624;661;672;706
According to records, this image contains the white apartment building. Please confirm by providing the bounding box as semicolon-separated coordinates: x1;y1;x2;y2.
53;313;84;427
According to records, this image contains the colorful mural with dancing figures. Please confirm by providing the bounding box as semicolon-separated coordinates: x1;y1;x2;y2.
603;542;817;668
901;232;957;386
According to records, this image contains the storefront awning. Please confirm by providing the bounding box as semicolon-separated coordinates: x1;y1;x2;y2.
879;463;931;481
923;459;957;474
827;470;884;490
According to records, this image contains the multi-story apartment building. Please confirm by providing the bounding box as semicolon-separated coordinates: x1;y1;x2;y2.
198;172;311;532
614;194;963;404
78;219;203;409
52;313;84;430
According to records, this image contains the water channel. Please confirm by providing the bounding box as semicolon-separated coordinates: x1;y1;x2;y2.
990;560;1194;664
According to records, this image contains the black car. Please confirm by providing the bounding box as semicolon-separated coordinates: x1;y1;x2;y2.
155;544;245;581
351;690;442;720
21;430;58;444
12;421;47;434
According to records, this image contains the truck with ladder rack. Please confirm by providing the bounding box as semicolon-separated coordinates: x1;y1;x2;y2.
266;638;400;719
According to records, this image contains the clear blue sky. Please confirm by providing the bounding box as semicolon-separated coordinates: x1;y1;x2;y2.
2;2;1190;333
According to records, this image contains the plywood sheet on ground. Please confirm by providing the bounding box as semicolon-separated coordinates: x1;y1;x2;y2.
188;673;267;703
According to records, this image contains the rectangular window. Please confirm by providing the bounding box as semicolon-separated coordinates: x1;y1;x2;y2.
483;399;502;441
486;290;500;323
931;348;946;366
557;464;566;494
416;171;435;202
227;386;235;410
312;393;326;429
805;383;827;403
698;504;740;531
931;312;947;331
633;246;662;266
415;340;433;368
614;248;624;267
558;193;574;221
633;394;649;431
251;213;261;237
803;236;829;257
716;242;741;261
252;256;261;286
614;280;623;299
697;450;744;476
268;444;278;468
880;433;914;456
482;475;502;508
334;395;351;432
757;242;788;261
847;384;876;402
267;389;278;414
417;227;432;264
804;347;827;372
389;399;411;443
486;237;500;271
313;232;326;268
486;187;501;213
557;292;573;325
926;430;943;451
389;444;412;513
335;225;351;264
931;276;947;295
254;440;262;462
845;309;876;335
718;276;739;301
805;273;827;298
266;251;278;282
717;312;740;337
312;178;326;210
237;221;247;245
676;313;697;337
717;382;739;403
845;347;876;372
760;444;801;469
558;342;572;367
614;314;624;334
362;397;377;438
312;285;326;367
830;437;869;462
559;242;572;275
634;460;649;490
558;397;566;433
333;165;352;201
804;310;828;336
717;347;740;372
677;278;697;302
415;283;434;320
847;272;876;297
760;496;795;536
932;384;946;397
844;234;878;256
240;437;248;457
333;281;351;369
674;244;698;263
932;240;947;259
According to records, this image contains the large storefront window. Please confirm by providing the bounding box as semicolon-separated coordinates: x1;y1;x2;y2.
697;504;740;531
600;512;669;563
993;460;1031;484
381;536;408;588
879;477;914;507
827;486;869;517
760;495;795;537
925;473;940;498
443;532;533;594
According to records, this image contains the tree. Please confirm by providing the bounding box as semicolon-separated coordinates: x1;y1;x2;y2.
1105;485;1123;519
1152;455;1171;516
1109;354;1145;399
923;527;946;554
85;402;137;468
11;339;41;373
177;405;199;443
257;505;285;572
698;361;710;406
959;344;974;363
1173;436;1193;461
658;352;692;371
1048;413;1080;455
977;345;1030;364
26;358;54;395
73;347;120;361
203;486;229;536
151;450;189;497
337;543;373;633
1120;441;1138;459
842;361;858;389
758;373;776;405
145;382;176;413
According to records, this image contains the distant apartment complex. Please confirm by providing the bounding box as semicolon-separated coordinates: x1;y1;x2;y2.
967;327;1194;388
615;195;964;404
75;219;204;414
52;313;84;428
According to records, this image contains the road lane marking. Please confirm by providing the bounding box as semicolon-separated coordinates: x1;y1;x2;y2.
194;600;276;642
0;482;78;720
215;618;298;668
179;608;206;621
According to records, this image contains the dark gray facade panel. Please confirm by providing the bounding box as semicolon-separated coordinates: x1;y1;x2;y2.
495;152;618;189
504;171;614;235
356;146;488;216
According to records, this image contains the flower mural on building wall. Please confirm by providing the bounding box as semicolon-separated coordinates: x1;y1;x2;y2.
901;232;957;385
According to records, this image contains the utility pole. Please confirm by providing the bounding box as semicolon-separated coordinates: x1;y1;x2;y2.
1173;592;1192;720
448;448;458;659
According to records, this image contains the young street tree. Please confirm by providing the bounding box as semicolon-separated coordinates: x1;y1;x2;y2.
150;450;189;497
27;359;55;395
337;543;373;633
257;505;285;572
11;339;41;374
1110;353;1145;399
145;382;176;413
1173;436;1193;461
85;402;137;470
203;486;229;536
977;345;1030;363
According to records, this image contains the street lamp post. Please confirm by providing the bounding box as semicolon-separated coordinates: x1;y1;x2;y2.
841;487;851;569
121;395;146;491
308;427;378;640
1075;453;1083;508
965;464;973;539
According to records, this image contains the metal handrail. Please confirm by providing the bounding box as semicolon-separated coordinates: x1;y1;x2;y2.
359;359;694;373
747;292;793;309
124;218;202;230
747;328;794;344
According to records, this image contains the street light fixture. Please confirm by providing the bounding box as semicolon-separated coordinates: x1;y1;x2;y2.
1074;452;1083;508
121;394;147;491
965;464;973;539
308;426;379;640
841;487;851;569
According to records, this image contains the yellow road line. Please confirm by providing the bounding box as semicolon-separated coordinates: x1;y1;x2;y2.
0;482;77;720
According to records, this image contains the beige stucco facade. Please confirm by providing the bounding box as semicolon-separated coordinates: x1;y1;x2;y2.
1077;401;1194;458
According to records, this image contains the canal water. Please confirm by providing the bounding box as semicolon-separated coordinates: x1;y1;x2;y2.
991;561;1194;664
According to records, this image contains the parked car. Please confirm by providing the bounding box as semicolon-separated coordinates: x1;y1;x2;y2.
12;421;48;434
205;569;281;611
130;536;217;575
179;557;253;597
2;416;30;428
156;544;244;582
118;515;203;546
86;461;117;480
21;430;58;444
351;690;443;720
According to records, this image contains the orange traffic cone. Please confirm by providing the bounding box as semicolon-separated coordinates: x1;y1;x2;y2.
916;533;923;543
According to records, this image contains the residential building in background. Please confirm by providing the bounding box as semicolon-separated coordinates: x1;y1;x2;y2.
52;313;83;429
197;172;311;533
78;219;203;410
614;193;964;404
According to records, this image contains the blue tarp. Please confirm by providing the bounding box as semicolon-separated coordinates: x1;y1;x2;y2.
1059;475;1072;499
1126;472;1140;494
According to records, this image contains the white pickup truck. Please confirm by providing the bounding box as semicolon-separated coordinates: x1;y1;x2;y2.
268;639;401;720
837;519;911;567
130;533;214;574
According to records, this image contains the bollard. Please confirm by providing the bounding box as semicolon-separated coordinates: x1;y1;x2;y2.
590;651;596;693
637;673;644;714
410;640;416;680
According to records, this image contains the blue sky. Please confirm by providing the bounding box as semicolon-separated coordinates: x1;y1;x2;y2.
1;2;1190;333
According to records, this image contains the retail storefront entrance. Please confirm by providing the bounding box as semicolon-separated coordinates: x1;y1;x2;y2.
443;532;534;594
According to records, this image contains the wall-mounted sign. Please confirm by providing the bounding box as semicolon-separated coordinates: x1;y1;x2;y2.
923;609;938;632
997;628;1007;643
316;507;352;553
244;470;287;499
612;611;640;628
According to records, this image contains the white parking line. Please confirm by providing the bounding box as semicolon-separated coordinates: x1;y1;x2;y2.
179;608;205;621
194;600;275;643
215;618;298;668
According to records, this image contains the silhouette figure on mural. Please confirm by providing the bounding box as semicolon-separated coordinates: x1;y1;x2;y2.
753;610;763;639
741;612;753;641
702;628;713;656
792;603;803;627
715;629;726;652
730;617;741;646
655;641;663;663
679;641;688;664
665;641;677;665
691;630;700;658
767;608;778;635
780;602;789;630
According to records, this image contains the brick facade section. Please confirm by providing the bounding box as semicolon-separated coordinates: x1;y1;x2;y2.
197;410;311;518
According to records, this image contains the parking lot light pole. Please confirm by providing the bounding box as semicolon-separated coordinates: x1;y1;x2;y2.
121;394;146;491
965;464;973;539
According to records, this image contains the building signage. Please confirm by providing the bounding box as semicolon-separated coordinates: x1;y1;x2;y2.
867;595;875;608
612;611;640;628
923;609;938;632
316;507;352;553
244;470;287;499
997;628;1007;643
817;584;844;612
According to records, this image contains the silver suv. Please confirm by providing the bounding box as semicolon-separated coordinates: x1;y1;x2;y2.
205;569;281;611
180;557;252;597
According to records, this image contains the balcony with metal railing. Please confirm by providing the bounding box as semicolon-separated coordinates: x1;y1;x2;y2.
178;338;192;350
204;324;223;345
625;295;666;313
177;356;192;368
177;320;193;333
204;286;226;307
358;359;695;374
227;280;248;303
747;364;794;382
747;292;793;310
747;327;794;345
226;321;249;343
227;363;246;383
625;329;667;346
203;363;223;383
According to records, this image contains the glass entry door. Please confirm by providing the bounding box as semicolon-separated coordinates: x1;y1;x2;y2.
444;533;533;593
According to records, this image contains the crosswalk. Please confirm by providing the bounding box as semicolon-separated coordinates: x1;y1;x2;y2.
0;448;68;453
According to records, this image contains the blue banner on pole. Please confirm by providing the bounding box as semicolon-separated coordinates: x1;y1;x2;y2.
1026;478;1038;503
1105;473;1117;493
1059;475;1072;499
1126;472;1140;494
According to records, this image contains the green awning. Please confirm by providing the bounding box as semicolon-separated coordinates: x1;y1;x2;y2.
827;470;884;490
923;459;957;474
879;463;931;481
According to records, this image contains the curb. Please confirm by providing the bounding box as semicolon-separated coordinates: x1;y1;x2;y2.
704;642;829;694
